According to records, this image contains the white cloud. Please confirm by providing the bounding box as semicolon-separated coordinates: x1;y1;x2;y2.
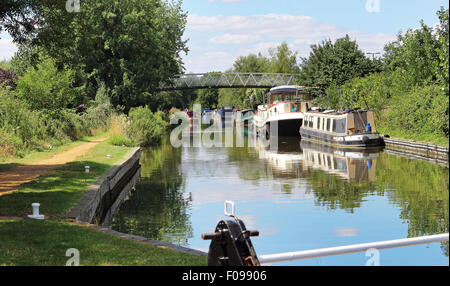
210;33;263;44
184;13;396;72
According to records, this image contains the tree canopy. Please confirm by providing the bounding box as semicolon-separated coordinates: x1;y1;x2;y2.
2;0;189;111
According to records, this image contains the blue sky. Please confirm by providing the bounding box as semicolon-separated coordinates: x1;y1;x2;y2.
181;0;448;72
1;0;449;73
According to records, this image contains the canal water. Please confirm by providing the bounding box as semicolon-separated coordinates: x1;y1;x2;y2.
111;133;449;266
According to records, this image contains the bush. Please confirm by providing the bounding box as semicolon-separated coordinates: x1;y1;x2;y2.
15;58;76;110
0;90;111;158
108;108;169;147
386;85;449;137
128;107;168;147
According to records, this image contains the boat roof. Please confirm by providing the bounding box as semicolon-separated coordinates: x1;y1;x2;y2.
305;109;371;117
270;85;308;95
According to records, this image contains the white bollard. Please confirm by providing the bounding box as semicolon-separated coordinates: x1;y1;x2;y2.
28;203;45;220
85;166;90;173
107;154;111;158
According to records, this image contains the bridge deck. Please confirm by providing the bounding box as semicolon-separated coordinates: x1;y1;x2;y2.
157;73;296;91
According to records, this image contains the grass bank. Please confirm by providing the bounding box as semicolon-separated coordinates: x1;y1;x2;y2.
0;220;206;266
0;138;207;266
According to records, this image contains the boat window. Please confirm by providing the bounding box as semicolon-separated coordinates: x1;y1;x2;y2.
326;118;331;131
332;119;337;132
317;117;321;130
309;117;313;128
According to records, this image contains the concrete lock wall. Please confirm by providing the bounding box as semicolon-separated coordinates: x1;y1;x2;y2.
67;148;142;225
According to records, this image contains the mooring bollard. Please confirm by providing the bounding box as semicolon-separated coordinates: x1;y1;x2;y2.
27;203;45;220
85;166;90;173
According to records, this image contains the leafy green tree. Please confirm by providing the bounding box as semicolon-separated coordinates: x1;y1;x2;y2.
436;7;449;86
195;88;219;109
0;0;45;44
3;0;189;111
15;57;76;110
233;53;270;73
268;42;300;74
299;35;378;96
383;21;440;87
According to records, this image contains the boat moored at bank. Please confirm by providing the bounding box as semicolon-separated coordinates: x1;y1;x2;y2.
299;108;383;148
252;85;313;137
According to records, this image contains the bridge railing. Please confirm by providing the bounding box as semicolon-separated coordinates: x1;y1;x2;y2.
157;73;297;91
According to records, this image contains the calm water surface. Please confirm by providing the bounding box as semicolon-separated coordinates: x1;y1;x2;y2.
111;134;449;266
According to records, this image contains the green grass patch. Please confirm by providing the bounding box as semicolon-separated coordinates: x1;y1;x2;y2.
108;134;135;147
0;220;206;266
0;138;133;218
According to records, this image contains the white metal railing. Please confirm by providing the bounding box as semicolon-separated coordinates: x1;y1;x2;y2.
258;233;449;264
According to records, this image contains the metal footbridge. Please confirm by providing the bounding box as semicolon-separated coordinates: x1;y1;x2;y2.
157;73;297;91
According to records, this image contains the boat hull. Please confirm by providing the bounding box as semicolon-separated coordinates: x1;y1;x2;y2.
300;128;383;149
254;118;303;137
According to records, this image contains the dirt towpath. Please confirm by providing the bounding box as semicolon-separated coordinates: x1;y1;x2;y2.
0;137;108;196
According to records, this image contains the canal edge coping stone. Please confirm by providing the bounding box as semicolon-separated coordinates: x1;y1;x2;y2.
66;147;141;223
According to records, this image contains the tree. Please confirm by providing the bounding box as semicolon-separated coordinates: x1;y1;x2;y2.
195;88;219;109
383;21;440;87
299;35;378;96
436;7;449;86
2;0;189;111
233;53;270;73
0;0;45;44
15;57;76;110
268;42;300;74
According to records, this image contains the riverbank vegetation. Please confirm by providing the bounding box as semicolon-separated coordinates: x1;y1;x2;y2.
1;0;187;159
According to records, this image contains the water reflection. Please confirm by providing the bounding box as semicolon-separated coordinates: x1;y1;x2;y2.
111;133;449;262
111;138;194;246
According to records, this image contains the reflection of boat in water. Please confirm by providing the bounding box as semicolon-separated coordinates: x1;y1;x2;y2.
255;137;381;182
300;109;383;149
300;140;380;182
252;86;312;137
255;137;303;179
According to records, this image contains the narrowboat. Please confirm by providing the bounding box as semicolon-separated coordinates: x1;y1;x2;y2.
219;105;235;128
252;86;312;137
299;109;383;148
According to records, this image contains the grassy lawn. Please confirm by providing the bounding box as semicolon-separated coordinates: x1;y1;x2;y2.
0;220;206;266
0;138;207;266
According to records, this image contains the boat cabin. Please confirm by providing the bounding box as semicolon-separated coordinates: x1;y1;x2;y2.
256;86;311;120
302;109;377;136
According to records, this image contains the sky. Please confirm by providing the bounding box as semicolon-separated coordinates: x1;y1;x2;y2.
1;0;449;72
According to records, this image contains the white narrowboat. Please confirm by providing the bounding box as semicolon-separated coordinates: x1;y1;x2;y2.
252;86;312;137
299;109;383;148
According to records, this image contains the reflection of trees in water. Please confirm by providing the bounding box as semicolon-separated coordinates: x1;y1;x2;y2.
374;153;449;256
111;139;193;247
232;138;448;256
307;170;376;213
306;152;449;256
